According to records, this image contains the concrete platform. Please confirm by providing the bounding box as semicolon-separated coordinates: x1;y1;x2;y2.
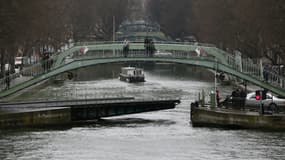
191;106;285;131
0;107;71;129
0;98;180;129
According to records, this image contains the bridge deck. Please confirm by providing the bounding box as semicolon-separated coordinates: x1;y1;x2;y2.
1;41;284;98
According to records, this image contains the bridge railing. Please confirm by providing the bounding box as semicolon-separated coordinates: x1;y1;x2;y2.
0;58;55;91
74;41;125;46
1;41;284;93
71;47;216;63
73;40;216;48
226;54;285;89
72;47;285;90
80;46;285;90
54;41;226;69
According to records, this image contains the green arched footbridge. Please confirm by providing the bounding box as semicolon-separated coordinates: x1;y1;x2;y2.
0;42;284;98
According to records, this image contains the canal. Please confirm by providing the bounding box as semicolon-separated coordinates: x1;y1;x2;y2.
1;63;285;160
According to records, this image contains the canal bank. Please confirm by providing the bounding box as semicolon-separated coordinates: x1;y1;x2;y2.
0;107;71;129
190;103;285;131
0;98;180;129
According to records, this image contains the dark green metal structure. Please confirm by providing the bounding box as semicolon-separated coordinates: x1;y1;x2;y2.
1;42;284;98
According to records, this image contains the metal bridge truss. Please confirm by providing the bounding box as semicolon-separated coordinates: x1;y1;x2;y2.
0;42;284;98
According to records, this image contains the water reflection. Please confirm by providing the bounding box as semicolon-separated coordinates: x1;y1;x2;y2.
96;118;176;128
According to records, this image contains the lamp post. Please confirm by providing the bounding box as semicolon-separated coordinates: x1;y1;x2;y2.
113;16;116;56
113;16;116;42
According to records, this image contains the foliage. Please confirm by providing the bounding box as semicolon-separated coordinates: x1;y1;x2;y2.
0;0;129;76
148;0;285;63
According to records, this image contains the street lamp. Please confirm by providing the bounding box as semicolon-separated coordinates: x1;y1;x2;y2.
113;16;116;42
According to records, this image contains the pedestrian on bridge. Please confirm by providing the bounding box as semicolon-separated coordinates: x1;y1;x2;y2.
144;38;155;57
144;37;150;56
41;53;53;72
263;64;269;82
5;71;10;90
149;40;155;57
123;39;129;58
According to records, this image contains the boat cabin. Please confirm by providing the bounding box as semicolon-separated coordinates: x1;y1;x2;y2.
119;67;145;83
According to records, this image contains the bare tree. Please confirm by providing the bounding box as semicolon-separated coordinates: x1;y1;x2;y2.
147;0;285;63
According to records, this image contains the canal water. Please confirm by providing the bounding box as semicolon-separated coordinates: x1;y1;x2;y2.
1;63;285;160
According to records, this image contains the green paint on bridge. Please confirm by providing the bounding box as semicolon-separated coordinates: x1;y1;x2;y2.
53;42;229;68
1;41;284;99
1;55;285;98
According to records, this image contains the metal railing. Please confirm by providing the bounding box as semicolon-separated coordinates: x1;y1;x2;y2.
73;40;216;47
225;54;285;89
1;41;284;93
0;58;55;91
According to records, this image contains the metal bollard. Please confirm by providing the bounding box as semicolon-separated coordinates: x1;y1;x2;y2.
210;91;216;109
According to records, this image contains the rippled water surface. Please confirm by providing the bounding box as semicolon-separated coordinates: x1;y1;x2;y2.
1;64;285;160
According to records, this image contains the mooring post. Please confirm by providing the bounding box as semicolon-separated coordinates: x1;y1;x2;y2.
201;89;205;107
210;90;216;109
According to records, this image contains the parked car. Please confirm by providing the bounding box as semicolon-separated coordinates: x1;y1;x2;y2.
245;92;285;112
222;91;285;112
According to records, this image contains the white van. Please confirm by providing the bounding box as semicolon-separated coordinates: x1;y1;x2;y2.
15;57;23;69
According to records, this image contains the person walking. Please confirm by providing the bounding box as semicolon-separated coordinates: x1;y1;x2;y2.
123;39;129;57
144;37;150;56
5;71;10;90
150;40;155;57
240;88;247;110
216;90;221;107
231;88;240;108
263;65;269;82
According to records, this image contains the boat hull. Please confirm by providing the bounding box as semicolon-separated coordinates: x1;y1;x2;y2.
119;74;145;83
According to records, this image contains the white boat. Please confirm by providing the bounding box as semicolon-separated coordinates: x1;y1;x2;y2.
119;67;145;83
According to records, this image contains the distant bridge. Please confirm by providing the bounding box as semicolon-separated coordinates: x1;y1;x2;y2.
1;41;284;98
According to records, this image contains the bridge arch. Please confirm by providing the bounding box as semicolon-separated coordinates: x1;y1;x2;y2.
2;57;285;98
54;42;229;67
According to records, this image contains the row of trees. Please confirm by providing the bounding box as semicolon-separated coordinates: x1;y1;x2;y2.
1;0;284;78
0;0;129;77
147;0;285;64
